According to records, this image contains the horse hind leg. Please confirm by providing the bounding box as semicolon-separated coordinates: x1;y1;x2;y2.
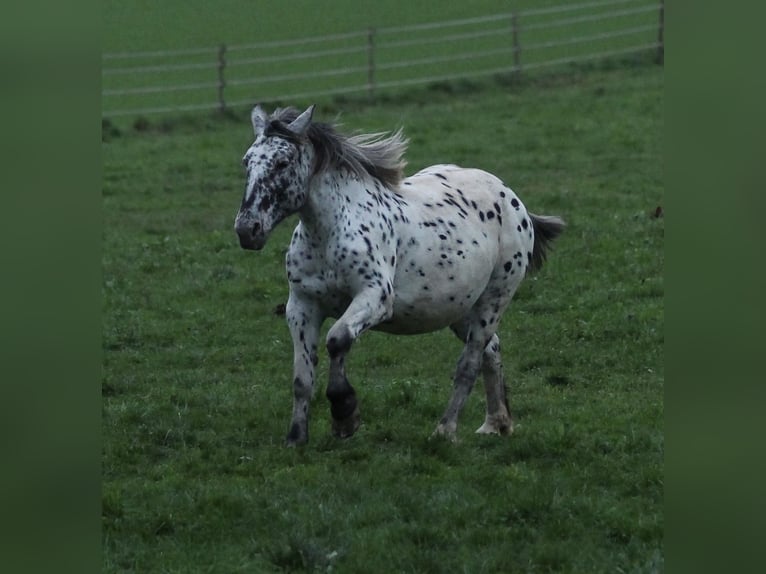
442;289;515;440
441;331;514;438
433;339;483;441
475;334;513;435
434;319;488;441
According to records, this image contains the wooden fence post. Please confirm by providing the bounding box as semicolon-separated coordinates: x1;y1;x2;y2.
217;44;227;112
656;1;664;65
367;27;376;100
511;12;522;77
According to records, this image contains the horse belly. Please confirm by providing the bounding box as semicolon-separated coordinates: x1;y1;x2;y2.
376;296;477;334
376;253;494;335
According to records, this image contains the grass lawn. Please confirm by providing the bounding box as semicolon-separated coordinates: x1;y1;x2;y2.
103;61;663;572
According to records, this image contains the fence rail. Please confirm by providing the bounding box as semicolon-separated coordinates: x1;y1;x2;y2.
102;0;664;118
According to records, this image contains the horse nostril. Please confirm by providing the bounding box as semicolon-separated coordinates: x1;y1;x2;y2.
252;222;261;235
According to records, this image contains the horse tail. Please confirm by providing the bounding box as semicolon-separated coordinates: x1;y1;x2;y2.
529;213;566;272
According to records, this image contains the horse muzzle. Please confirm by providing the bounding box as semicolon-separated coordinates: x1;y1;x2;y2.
234;218;267;251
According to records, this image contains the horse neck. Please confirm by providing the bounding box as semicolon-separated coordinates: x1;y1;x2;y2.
300;168;369;240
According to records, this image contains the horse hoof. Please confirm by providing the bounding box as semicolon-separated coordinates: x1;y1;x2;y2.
331;406;361;439
475;417;514;436
285;438;306;447
285;422;309;446
431;423;458;443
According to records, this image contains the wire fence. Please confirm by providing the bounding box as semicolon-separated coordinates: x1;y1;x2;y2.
102;0;664;119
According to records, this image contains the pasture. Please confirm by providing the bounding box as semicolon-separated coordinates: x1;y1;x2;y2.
102;62;663;572
102;0;662;119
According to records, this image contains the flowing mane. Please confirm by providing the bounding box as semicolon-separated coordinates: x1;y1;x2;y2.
265;107;408;188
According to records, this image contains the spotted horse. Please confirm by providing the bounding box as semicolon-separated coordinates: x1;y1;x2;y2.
234;105;565;446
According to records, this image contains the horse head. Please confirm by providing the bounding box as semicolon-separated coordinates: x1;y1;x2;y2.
234;105;315;250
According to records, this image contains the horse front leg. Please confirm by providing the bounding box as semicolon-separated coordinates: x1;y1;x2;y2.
325;284;394;439
326;345;360;439
285;294;323;446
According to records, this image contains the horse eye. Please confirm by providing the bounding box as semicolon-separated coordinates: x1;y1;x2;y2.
274;159;290;171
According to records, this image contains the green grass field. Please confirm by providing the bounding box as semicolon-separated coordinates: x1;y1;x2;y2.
102;58;663;572
102;0;600;52
103;0;661;119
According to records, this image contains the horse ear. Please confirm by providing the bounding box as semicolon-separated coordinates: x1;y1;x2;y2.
286;105;315;137
251;105;269;136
